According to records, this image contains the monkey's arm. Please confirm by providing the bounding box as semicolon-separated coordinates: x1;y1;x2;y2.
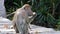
28;12;37;23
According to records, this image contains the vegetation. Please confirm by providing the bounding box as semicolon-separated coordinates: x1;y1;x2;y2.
5;0;60;30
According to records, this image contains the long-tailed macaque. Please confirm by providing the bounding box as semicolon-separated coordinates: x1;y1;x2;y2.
12;4;37;34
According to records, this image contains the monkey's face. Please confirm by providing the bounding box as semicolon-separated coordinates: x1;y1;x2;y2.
24;5;33;16
24;6;30;10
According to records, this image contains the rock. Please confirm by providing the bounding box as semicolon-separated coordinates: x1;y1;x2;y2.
0;0;6;18
29;24;55;34
0;29;16;34
29;24;60;34
0;17;16;34
39;31;60;34
0;17;13;29
0;17;60;34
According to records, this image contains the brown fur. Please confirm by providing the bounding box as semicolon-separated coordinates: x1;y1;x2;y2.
12;4;36;34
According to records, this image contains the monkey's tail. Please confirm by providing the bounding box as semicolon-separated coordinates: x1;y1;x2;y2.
6;12;15;17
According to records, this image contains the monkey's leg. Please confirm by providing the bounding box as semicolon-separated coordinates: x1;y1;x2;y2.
15;24;19;33
16;22;23;34
21;18;29;34
16;18;29;34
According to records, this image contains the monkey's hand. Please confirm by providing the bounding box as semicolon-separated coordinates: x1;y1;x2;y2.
28;12;37;18
28;12;37;23
33;12;36;15
33;12;37;17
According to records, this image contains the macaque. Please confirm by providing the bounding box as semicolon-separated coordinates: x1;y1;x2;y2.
12;4;37;34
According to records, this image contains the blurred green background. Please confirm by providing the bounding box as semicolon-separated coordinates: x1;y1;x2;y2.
5;0;60;30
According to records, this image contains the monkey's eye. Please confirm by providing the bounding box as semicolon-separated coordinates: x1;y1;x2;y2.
24;7;25;9
24;7;28;10
24;6;32;10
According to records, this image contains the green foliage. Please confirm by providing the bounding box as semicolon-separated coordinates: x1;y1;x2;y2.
5;0;60;29
5;0;13;19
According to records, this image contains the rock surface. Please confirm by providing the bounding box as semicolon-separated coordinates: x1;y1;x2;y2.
0;17;13;29
29;25;60;34
0;17;15;34
0;0;6;18
0;17;60;34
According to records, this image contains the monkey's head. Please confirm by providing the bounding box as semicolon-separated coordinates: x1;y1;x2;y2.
22;4;31;9
22;4;33;16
